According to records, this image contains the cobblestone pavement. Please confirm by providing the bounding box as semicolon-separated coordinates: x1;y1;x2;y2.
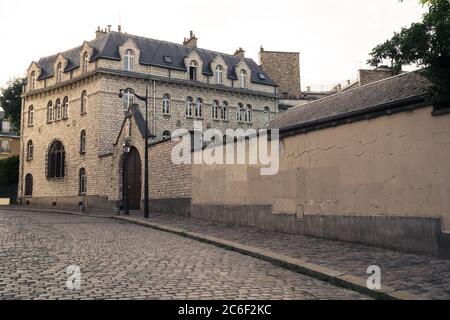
127;212;450;300
0;209;367;300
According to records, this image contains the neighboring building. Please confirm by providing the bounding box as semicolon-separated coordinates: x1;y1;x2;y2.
333;66;395;92
18;27;279;208
0;110;20;160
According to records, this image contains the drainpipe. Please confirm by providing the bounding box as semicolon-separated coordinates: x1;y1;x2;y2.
18;95;25;204
153;80;156;135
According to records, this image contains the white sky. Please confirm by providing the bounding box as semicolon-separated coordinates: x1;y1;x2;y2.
0;0;427;91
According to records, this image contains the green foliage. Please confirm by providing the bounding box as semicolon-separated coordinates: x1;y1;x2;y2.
368;0;450;109
0;155;19;185
0;78;24;133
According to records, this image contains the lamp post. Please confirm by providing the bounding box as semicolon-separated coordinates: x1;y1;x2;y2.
119;85;150;219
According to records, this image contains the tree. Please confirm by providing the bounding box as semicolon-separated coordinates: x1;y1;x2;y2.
368;0;450;109
0;155;19;186
0;78;24;133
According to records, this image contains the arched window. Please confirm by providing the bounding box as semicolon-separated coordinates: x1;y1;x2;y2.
124;49;135;71
81;91;87;114
80;130;86;154
25;174;33;197
221;101;228;120
55;98;61;120
79;168;87;195
195;98;203;118
215;65;223;84
162;94;170;115
82;52;89;73
212;100;219;119
56;63;62;83
189;61;198;81
48;140;65;179
26;140;34;160
30;71;36;90
237;103;244;122
28;106;34;126
162;130;171;140
62;96;69;119
47;101;54;122
264;106;271;125
245;104;252;123
186;97;193;117
240;69;247;88
123;89;134;111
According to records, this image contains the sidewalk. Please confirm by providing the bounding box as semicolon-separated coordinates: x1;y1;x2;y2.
3;206;449;299
116;212;450;300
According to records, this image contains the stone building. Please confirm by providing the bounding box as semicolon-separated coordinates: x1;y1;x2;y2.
18;28;279;208
0;111;19;160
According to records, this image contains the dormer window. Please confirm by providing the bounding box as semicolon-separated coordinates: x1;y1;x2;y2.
124;49;135;71
30;71;36;90
215;65;223;84
258;73;266;80
164;56;172;64
189;61;198;81
240;70;247;88
56;63;62;83
82;52;89;73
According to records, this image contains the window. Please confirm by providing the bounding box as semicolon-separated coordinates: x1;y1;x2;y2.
195;98;203;118
30;71;36;90
240;69;247;88
162;130;171;140
62;96;69;119
81;91;87;114
26;140;34;160
124;49;135;71
162;94;170;115
48;140;65;179
82;52;89;73
245;104;252;123
189;61;198;81
264;106;271;125
164;56;172;63
56;63;62;83
212;100;219;119
186;97;193;117
123;89;134;111
55;99;61;120
47;101;54;122
221;101;228;120
237;103;245;122
215;65;223;84
1;120;10;133
80;130;86;154
79;168;87;194
25;174;33;197
28;106;34;126
0;140;10;153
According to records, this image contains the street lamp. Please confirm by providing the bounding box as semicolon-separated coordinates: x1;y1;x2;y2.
118;85;151;219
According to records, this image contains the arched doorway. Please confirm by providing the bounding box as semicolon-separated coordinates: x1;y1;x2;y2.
123;146;142;210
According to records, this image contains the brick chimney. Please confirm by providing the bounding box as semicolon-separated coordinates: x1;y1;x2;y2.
183;31;198;47
234;47;245;59
96;26;108;39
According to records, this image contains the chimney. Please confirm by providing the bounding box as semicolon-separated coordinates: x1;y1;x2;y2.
96;26;107;39
234;47;245;59
183;31;198;47
118;24;122;33
306;86;311;93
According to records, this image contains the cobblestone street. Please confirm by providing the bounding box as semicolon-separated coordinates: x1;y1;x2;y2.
0;209;367;300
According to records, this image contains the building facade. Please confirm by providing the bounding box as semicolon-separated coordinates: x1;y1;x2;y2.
19;28;279;208
0;111;20;160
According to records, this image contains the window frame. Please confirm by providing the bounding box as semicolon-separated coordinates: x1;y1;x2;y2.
212;100;219;120
82;52;89;73
189;61;198;81
47;140;65;179
30;71;36;90
221;101;229;121
28;105;34;126
79;168;87;195
24;174;33;197
162;94;170;115
186;97;193;117
47;101;54;123
240;69;247;88
81;91;88;115
195;98;203;118
123;89;134;111
124;49;135;71
56;63;62;83
215;65;223;85
62;96;69;119
26;140;34;160
80;130;87;154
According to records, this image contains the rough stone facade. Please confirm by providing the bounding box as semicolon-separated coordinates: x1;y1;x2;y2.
18;29;279;208
259;49;301;98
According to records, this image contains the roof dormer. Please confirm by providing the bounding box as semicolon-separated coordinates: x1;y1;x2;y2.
54;54;67;83
80;41;94;74
211;55;228;85
27;62;41;91
184;50;203;81
235;59;251;88
119;38;140;72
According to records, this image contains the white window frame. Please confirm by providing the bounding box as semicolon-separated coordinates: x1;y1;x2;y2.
162;94;170;115
28;106;34;126
195;98;202;118
123;89;134;111
216;65;223;84
240;70;247;88
221;101;228;120
186;97;193;117
124;49;135;71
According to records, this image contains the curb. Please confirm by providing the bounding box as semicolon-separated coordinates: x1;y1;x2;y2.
112;216;423;301
0;206;424;300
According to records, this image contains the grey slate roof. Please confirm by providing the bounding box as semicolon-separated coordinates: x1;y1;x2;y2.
35;32;277;86
269;71;431;131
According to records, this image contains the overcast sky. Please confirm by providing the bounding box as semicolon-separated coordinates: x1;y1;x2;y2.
0;0;427;91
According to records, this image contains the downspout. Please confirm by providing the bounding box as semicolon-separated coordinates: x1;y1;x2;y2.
18;94;25;204
153;80;156;136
